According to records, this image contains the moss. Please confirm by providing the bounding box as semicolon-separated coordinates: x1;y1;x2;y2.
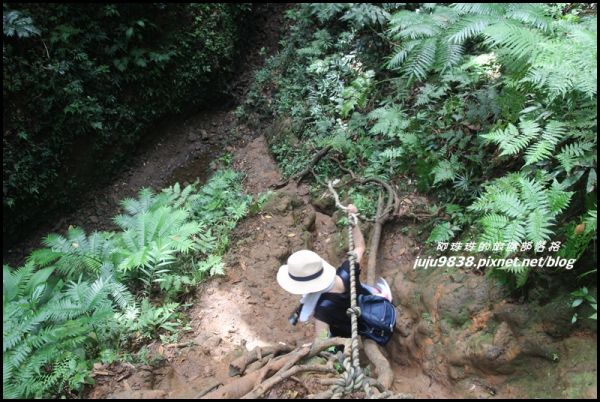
505;336;597;399
476;332;494;346
563;371;597;399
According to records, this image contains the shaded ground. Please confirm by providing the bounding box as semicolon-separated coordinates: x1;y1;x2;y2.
3;4;287;268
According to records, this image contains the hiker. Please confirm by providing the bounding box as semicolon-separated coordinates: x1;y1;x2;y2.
277;204;392;340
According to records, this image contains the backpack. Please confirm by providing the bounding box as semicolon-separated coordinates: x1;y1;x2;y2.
321;262;396;345
357;293;396;346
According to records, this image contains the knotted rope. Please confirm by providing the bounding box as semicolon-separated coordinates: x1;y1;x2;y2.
326;180;372;398
325;179;413;400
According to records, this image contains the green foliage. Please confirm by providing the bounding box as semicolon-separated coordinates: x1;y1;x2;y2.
249;3;596;292
469;174;573;245
427;222;460;243
570;287;597;323
558;208;597;261
3;169;251;398
3;9;41;38
115;299;181;339
3;264;133;399
3;3;250;245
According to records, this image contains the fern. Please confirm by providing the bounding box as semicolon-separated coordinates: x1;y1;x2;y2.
427;222;459;243
32;229;115;280
524;20;597;99
556;141;596;173
523;120;566;165
116;206;201;273
367;105;408;137
526;208;555;242
469;173;573;247
431;157;464;185
483;21;545;62
339;4;390;29
120;187;157;215
3;263;132;398
496;262;529;288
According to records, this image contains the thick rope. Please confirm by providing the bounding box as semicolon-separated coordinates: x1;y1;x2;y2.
327;180;371;398
326;179;413;400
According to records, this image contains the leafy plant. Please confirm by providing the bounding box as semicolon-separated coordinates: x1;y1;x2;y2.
571;287;597;323
4;4;250;246
3;264;133;399
468;174;573;246
115;299;181;339
3;168;252;398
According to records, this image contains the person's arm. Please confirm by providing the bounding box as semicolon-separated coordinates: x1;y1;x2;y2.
347;204;365;264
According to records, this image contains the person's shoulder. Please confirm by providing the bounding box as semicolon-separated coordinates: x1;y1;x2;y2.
337;260;360;273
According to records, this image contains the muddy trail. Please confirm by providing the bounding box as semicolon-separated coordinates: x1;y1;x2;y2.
88;136;455;399
87;135;596;399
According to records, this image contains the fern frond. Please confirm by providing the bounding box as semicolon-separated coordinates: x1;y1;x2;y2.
526;208;554;242
484;21;545;62
403;37;437;80
447;15;493;44
495;191;527;218
546;182;574;214
505;3;551;31
518;177;549;211
453;3;508;17
556;141;595;173
503;221;527;245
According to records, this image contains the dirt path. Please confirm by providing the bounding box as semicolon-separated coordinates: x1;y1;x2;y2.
88;136;460;399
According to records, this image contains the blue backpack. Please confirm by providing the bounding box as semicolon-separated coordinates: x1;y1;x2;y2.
357;293;397;346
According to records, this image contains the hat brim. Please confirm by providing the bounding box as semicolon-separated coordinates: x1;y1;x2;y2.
277;259;337;295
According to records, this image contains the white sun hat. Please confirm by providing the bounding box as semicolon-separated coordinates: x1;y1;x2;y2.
277;250;337;295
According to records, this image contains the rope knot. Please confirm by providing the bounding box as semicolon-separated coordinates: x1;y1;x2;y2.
347;251;358;261
346;306;361;318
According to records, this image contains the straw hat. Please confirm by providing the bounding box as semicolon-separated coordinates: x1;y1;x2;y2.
277;250;337;295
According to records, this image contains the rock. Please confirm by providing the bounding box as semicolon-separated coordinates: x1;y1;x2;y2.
302;209;316;231
204;336;221;349
448;364;466;380
311;195;335;215
188;132;200;142
262;192;292;215
289;194;304;209
201;129;210;140
301;231;314;250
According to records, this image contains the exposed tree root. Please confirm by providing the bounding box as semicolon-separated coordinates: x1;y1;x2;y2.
242;365;337;399
201;337;349;399
229;344;294;377
362;185;395;390
366;192;386;285
363;340;394;389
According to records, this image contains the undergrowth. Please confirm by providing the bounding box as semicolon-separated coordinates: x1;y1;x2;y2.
241;4;597;296
3;169;255;398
